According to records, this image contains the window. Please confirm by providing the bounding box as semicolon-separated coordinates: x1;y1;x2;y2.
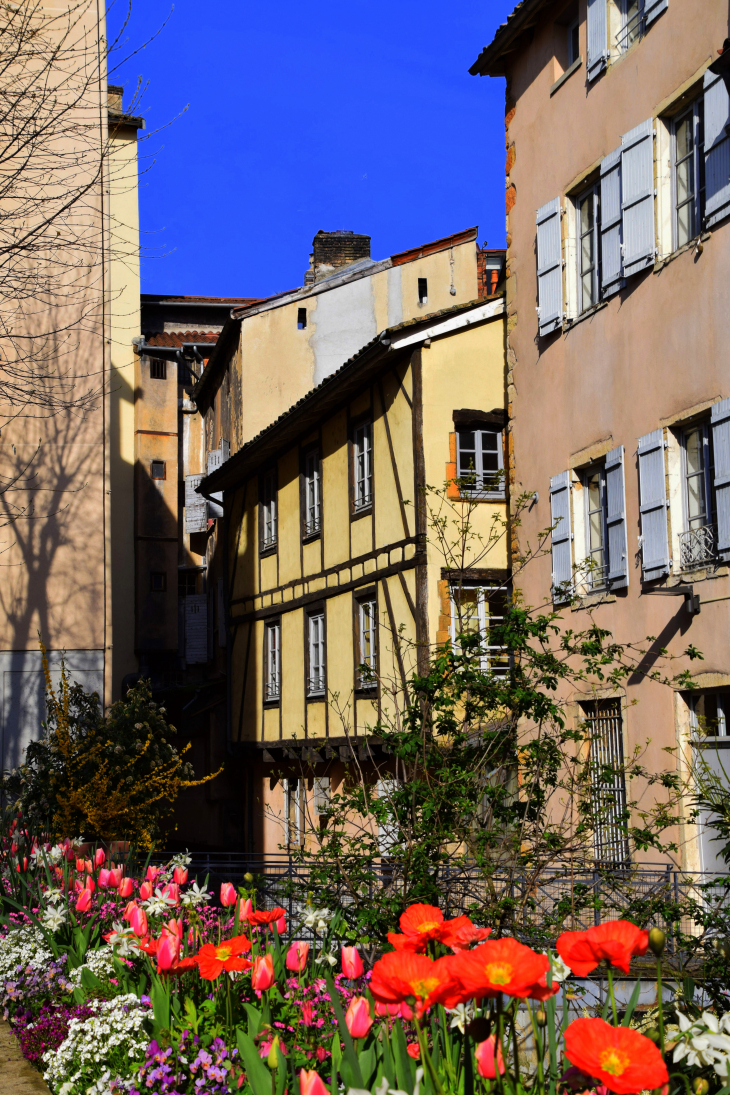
680;423;716;568
357;598;377;689
265;621;280;701
314;777;331;815
456;426;504;496
303;450;321;537
673;98;705;249
261;470;277;551
616;0;644;53
577;185;600;312
178;570;198;596
151;460;166;480
150;572;167;592
584;465;608;589
567;17;580;65
284;778;302;846
689;691;730;739
353;422;372;511
582;700;630;867
418;277;428;305
307;611;325;696
297;307;307;330
450;583;510;676
150;359;166;380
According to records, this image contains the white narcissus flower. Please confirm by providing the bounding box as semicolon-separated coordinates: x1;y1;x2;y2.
41;906;67;932
446;1002;475;1033
180;881;210;907
545;953;571;983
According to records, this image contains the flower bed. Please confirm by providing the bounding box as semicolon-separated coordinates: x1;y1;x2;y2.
1;835;728;1095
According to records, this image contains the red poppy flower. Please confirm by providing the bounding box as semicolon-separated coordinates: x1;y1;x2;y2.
564;1018;669;1095
387;904;491;954
439;916;492;952
556;921;649;978
248;906;286;927
449;938;550;1000
197;935;253;980
369;950;457;1017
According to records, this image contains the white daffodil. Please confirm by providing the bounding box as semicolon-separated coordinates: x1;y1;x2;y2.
677;1012;694;1034
142;886;178;916
180;881;211;907
702;1011;721;1034
315;951;337;966
170;850;192;868
41;906;67;932
105;923;140;958
446;1002;475;1034
45;887;65;905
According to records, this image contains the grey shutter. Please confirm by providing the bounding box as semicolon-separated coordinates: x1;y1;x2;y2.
207;449;224;519
605;446;629;589
704;70;730;229
711;399;730;562
536;197;563;337
586;0;608;81
220;439;230;462
184;474;207;534
638;429;670;581
644;0;667;26
621;119;655;278
550;471;573;602
185;594;208;664
600;147;624;297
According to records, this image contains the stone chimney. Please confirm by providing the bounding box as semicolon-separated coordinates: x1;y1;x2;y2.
304;230;371;285
107;85;124;111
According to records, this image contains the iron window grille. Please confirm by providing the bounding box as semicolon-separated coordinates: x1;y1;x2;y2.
449;583;511;677
265;622;281;701
615;0;645;53
681;423;716;569
456;427;505;497
261;470;278;550
577;185;601;312
584;465;609;590
150;359;166;380
583;699;631;867
673;97;706;250
357;598;377;689
303;450;321;537
353;422;373;511
307;612;326;696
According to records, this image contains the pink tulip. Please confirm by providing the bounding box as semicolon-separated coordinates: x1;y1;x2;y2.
15;858;28;873
164;918;183;941
108;868;123;888
129;906;148;938
156;934;179;972
475;1036;505;1080
341;945;364;979
173;865;188;885
84;859;93;874
220;882;237;907
76;888;92;912
145;865;159;883
275;914;286;935
240;898;253;921
374;1000;413;1019
300;1001;314;1026
98;868;111;888
122;900;137;922
345;996;373;1039
251;953;275;992
286;941;310;972
85;877;95;893
75;857;85;873
162;882;180;906
139;881;152;901
94;848;106;867
118;877;134;898
299;1070;329;1095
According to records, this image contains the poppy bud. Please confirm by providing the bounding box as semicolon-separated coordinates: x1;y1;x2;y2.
648;928;666;957
244;872;254;884
536;1010;547;1027
466;1018;491;1043
694;1080;709;1095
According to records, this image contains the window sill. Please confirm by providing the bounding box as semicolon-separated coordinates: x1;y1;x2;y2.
302;530;321;545
571;591;617;610
654;232;711;274
459;492;507;503
550;56;582;97
355;686;378;698
263;697;280;707
563;300;608;332
307;692;326;703
260;543;278;558
351;504;373;521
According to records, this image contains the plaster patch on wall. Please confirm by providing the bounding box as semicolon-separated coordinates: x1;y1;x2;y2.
311;276;378;387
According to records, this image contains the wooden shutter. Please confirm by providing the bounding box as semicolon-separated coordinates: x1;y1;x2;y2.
711;399;730;562
586;0;608;81
550;471;573;602
704;70;730;229
184;474;207;534
644;0;667;26
600;147;624;297
185;594;208;664
638;429;670;581
621;119;655;278
536;197;563;337
606;446;629;589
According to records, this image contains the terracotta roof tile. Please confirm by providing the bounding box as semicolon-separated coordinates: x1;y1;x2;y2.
146;331;219;348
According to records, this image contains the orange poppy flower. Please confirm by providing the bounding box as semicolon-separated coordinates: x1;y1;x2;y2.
369;950;457;1017
197;934;253;980
564;1018;669;1095
449;938;550;1000
387;904;491;954
248;906;286;926
440;916;492;952
556;921;649;977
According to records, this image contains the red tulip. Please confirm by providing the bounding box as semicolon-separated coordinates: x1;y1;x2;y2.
286;941;310;972
374;1000;413;1020
345;996;373;1039
15;857;28;873
341;946;364;978
251;953;276;991
122;900;137;922
84;859;93;874
118;878;134;898
164;918;183;941
475;1036;505;1079
156;934;179;972
98;868;111;888
139;881;152;901
276;915;286;934
130;906;148;938
145;865;160;882
299;1071;329;1095
108;868;123;888
240;898;253;920
220;882;237;907
407;1044;421;1060
76;888;92;912
301;1001;314;1026
173;866;188;885
75;857;85;873
94;848;106;867
162;882;180;906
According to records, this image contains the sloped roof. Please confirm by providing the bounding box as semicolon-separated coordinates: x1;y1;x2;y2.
469;0;552;76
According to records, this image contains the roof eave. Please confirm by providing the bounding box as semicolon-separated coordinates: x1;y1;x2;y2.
469;0;552;76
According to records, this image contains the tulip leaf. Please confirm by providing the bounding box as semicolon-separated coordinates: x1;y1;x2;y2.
325;970;365;1088
236;1028;273;1095
330;1031;342;1095
244;1002;263;1038
150;980;170;1036
391;1019;416;1092
80;966;103;992
620;980;642;1026
270;922;285;982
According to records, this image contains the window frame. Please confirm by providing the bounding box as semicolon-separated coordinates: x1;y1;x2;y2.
302;448;322;539
418;277;428;304
284;777;302;847
567;17;580;66
672;96;705;251
581;698;631;867
151;460;166;481
260;469;278;553
449;581;510;677
576;184;601;314
264;620;281;703
355;594;378;691
352;420;373;514
615;0;645;55
583;463;609;591
306;609;326;698
688;690;730;740
679;420;717;570
456;424;505;499
150;358;167;380
150;571;167;593
297;307;307;330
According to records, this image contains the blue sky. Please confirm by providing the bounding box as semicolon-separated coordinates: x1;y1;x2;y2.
108;1;514;299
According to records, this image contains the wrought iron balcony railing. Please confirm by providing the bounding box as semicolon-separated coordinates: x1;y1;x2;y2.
680;524;716;570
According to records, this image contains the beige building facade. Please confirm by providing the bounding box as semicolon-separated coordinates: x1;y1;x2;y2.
471;0;730;871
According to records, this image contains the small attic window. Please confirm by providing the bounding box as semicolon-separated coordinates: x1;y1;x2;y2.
150;359;166;379
151;460;166;480
418;278;428;305
297;308;307;330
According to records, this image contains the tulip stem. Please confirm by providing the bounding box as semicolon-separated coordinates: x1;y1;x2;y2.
496;998;506;1095
526;1001;545;1095
414;1014;444;1095
606;966;618;1026
510;1003;520;1086
656;957;665;1057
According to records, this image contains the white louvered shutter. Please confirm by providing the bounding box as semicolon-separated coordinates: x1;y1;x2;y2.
711;399;730;562
605;446;629;589
621;119;656;278
536;197;563;337
600;147;624;297
207;449;224;520
586;0;608;81
638;430;670;581
184;474;207;534
704;70;730;229
644;0;667;26
185;594;208;664
550;471;573;602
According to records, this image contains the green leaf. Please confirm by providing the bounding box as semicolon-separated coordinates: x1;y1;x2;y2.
150;980;170;1036
244;1002;263;1038
325;970;364;1089
80;966;103;991
236;1028;274;1095
621;980;642;1026
391;1019;416;1092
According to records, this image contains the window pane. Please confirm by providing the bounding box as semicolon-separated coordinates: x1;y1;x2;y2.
677;201;692;248
676;115;693;161
582;270;595;308
580;195;594;236
481;431;500;475
453;588;480;635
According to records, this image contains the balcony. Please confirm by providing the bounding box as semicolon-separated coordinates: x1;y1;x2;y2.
680;524;716;570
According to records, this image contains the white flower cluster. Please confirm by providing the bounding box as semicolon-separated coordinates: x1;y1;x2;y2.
142;886;178;917
304;906;332;933
169;850;191;868
41;906;68;933
42;994;149;1095
67;946;118;989
179;880;210;908
0;925;53;983
673;1011;730;1078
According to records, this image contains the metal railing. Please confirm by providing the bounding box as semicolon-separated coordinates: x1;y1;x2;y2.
615;7;645;53
680;524;717;570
